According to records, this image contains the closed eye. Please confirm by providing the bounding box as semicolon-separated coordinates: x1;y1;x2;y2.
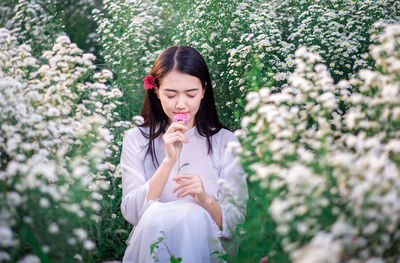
166;95;196;98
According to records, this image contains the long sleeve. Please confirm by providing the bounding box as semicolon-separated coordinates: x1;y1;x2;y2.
120;128;158;225
215;131;248;239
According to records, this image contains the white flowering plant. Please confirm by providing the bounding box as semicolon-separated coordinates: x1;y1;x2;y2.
1;0;103;57
236;23;400;262
95;0;399;130
93;0;177;118
0;27;126;262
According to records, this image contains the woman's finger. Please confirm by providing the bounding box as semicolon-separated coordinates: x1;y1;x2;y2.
164;130;189;141
172;174;198;181
164;134;189;144
177;185;202;198
165;122;189;134
172;179;196;193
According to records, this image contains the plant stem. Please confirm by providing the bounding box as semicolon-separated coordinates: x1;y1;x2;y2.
177;142;181;176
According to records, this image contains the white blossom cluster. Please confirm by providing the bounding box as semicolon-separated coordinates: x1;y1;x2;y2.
0;28;122;262
94;0;399;128
227;0;400;88
236;43;343;257
237;23;400;262
1;0;102;55
7;0;60;54
170;0;253;128
162;0;399;128
93;0;170;115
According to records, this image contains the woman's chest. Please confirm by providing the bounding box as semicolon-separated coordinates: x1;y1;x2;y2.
143;136;221;202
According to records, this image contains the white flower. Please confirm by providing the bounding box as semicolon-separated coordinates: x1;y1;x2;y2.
358;69;376;85
55;35;71;44
73;228;87;241
292;232;342;263
83;239;95;250
226;141;242;155
91;192;103;200
17;255;40;263
132;115;144;125
317;92;336;109
42;245;50;253
245;91;260;111
0;251;10;261
365;258;385;263
39;197;50;208
363;222;378;235
270;198;290;222
277;224;290;235
296;222;309;234
7;191;22;206
48;223;59;234
73;254;82;261
331;219;356;236
0;226;13;247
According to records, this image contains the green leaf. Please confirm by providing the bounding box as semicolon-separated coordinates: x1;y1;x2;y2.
169;256;182;262
150;243;157;254
180;163;189;169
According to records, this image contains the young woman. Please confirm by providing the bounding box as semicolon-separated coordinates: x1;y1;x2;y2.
120;45;248;262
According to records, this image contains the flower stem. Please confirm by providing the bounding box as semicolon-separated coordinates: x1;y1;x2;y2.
177;142;181;176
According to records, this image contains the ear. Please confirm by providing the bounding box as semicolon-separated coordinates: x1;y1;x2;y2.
201;87;205;99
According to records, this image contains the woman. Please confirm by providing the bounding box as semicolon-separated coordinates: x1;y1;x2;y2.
120;45;248;262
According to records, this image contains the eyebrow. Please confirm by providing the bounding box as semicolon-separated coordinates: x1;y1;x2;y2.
164;88;200;93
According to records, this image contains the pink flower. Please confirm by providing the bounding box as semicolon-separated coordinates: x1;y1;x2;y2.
260;256;268;263
173;113;188;124
143;75;156;90
172;113;189;176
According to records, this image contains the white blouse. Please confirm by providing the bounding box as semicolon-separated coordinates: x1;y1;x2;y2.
120;124;248;256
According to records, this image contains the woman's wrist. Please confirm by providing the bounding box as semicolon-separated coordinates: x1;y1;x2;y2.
162;157;175;168
197;192;213;207
197;192;223;229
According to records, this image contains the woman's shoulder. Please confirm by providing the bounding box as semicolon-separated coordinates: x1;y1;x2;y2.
212;127;239;145
123;126;149;146
125;126;148;136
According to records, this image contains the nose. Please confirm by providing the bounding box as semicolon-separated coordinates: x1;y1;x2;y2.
176;95;186;109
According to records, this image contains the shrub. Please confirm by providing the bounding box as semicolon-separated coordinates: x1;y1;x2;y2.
0;28;124;262
236;22;400;262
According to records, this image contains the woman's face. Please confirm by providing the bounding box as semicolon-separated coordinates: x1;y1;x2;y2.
156;70;205;129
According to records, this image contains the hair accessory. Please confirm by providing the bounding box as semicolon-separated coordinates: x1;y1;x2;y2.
143;74;156;90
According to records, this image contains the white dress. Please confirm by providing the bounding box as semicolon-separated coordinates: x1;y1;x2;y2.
120;125;248;263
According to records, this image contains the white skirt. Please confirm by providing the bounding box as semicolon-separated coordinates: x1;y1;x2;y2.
122;199;225;263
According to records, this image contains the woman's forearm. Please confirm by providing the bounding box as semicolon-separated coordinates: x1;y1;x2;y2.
199;194;223;229
146;158;175;201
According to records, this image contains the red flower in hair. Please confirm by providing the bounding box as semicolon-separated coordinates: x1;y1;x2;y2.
143;75;156;90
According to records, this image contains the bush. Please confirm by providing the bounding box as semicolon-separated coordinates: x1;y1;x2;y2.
0;28;125;262
236;22;400;262
96;0;400;130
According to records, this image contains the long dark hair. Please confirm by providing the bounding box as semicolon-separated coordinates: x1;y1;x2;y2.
139;45;228;168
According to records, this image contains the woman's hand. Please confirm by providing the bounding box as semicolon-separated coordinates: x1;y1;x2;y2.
162;122;189;164
172;174;210;205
